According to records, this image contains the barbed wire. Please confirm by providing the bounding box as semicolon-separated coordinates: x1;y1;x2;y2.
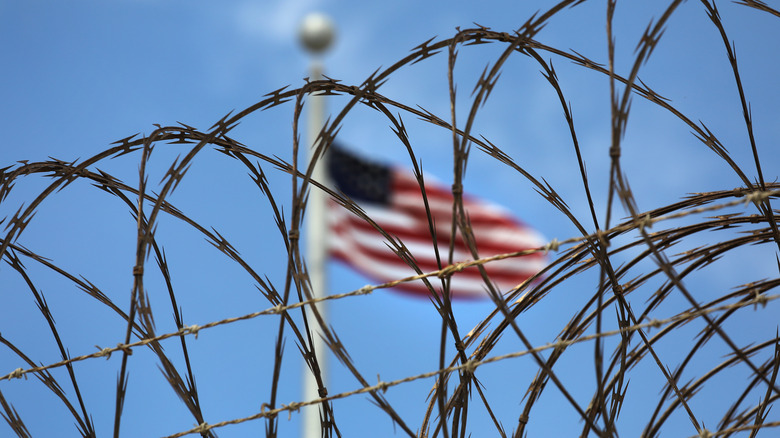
2;188;776;384
2;2;778;436
157;290;779;437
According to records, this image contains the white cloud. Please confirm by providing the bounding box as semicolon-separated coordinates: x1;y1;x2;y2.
235;0;322;45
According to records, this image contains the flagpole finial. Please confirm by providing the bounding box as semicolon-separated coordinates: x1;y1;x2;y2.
299;12;336;54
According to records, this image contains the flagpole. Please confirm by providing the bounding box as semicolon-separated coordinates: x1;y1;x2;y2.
299;12;335;438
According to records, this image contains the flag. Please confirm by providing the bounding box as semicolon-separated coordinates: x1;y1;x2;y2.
326;145;546;299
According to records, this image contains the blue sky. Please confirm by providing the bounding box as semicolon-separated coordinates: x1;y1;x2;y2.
1;0;779;437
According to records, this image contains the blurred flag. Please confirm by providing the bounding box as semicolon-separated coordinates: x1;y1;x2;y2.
326;145;546;299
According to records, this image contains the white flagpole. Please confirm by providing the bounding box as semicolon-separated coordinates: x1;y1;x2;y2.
299;12;335;438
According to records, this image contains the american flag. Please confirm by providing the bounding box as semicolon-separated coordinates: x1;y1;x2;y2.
326;145;546;299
